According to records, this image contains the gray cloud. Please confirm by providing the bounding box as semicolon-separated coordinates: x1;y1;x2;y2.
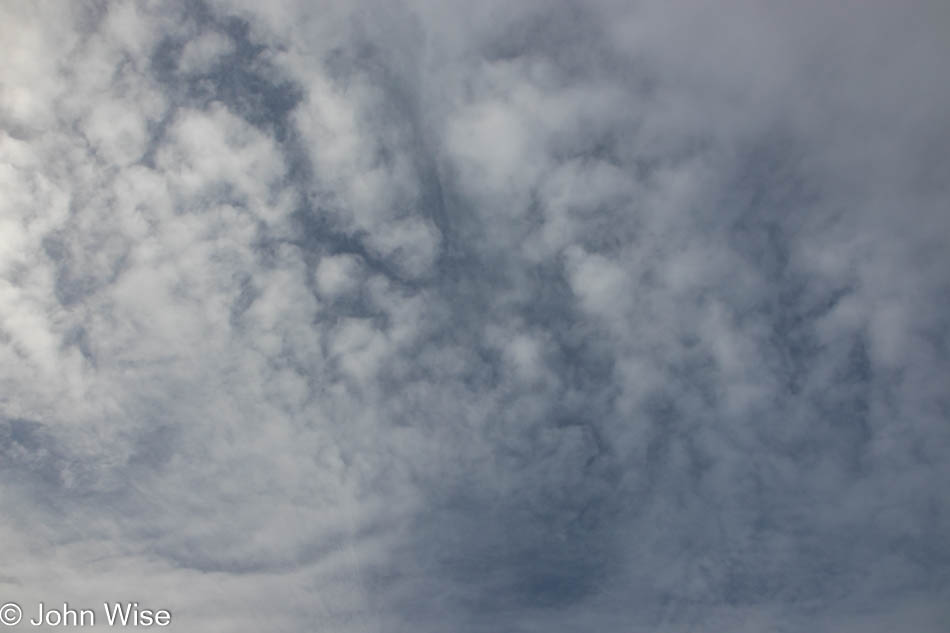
1;0;948;631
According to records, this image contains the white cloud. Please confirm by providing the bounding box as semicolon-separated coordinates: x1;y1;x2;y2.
2;1;949;631
178;31;235;74
315;253;363;298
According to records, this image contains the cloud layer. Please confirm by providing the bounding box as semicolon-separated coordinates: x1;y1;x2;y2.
2;1;949;631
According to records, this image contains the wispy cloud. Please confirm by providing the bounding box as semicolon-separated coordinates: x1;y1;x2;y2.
2;1;948;631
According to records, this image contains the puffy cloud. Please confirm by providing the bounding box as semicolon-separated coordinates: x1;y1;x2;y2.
178;30;235;75
1;0;948;631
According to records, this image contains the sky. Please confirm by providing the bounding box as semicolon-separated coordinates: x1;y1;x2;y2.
1;0;949;631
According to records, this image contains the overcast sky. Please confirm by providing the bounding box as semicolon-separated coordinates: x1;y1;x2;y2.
2;0;949;631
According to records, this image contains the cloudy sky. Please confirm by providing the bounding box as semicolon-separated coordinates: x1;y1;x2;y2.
2;0;949;631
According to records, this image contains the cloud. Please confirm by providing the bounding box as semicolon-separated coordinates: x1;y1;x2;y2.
178;30;235;75
1;0;948;631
